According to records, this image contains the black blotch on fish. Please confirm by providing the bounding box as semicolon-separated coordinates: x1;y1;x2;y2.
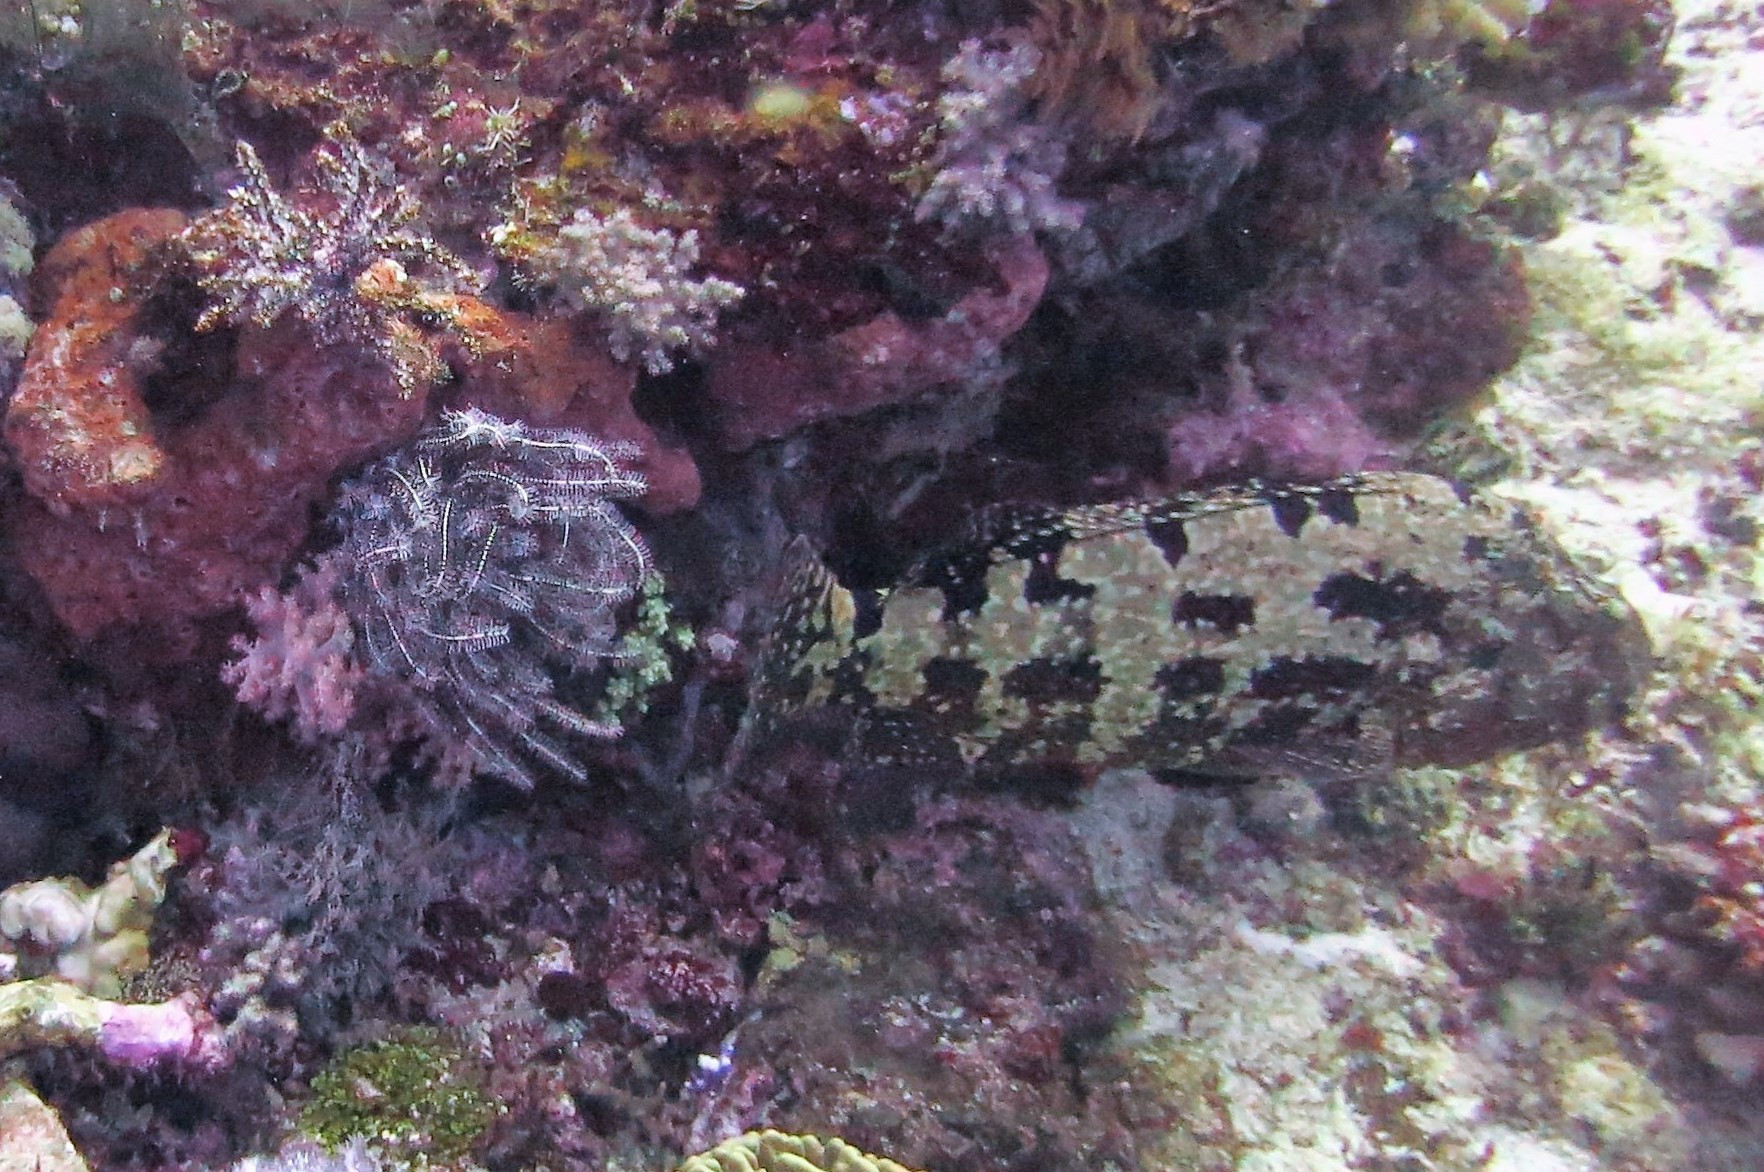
921;656;988;716
1251;655;1378;700
1312;571;1451;639
1173;592;1256;633
1158;656;1227;699
1025;555;1095;605
1317;485;1360;527
1002;656;1104;704
1146;517;1189;567
850;588;885;639
1266;491;1313;538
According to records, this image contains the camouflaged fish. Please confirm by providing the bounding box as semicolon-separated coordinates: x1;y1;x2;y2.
750;473;1647;784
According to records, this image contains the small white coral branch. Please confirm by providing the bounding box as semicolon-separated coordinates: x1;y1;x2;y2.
547;208;744;374
916;40;1085;237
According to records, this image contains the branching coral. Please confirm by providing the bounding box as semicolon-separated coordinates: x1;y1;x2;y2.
916;40;1084;237
538;207;744;374
223;560;364;744
182;130;482;391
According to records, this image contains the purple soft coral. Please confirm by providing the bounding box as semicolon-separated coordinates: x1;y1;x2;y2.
224;559;364;743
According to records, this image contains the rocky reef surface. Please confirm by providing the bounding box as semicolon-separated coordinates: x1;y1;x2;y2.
0;0;1757;1167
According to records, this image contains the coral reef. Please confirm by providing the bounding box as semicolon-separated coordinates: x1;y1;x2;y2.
0;0;213;228
228;1129;918;1172
3;132;697;672
1660;805;1764;977
1334;0;1764;1136
0;833;219;1076
190;773;468;1035
725;792;1137;1172
1080;770;1699;1168
0;0;1760;1165
1;204;433;664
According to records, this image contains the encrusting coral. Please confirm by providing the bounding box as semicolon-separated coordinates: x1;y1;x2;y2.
0;830;181;996
3;207;189;513
0;979;215;1070
705;234;1050;450
0;832;219;1073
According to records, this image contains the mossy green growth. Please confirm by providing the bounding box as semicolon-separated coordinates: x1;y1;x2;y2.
595;573;695;726
1341;766;1458;858
299;1028;496;1169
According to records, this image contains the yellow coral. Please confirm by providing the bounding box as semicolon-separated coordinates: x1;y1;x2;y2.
676;1130;922;1172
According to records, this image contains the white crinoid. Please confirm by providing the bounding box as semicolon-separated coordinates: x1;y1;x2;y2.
333;409;652;788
